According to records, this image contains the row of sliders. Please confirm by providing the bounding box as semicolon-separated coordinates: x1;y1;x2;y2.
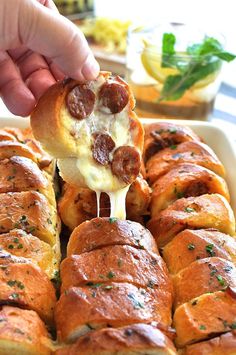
144;122;236;353
0;128;60;354
55;218;177;354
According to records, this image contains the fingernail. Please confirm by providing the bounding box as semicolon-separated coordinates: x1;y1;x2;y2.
81;55;100;80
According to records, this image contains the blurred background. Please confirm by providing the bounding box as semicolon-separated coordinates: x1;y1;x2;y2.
1;0;235;125
52;0;236;124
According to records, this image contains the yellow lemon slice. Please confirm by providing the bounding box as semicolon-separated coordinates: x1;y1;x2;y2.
141;44;179;83
191;71;219;89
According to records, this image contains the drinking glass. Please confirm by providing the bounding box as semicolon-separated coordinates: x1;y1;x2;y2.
126;23;224;120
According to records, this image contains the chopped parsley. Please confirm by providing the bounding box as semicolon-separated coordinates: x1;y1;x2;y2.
205;244;215;256
216;275;225;287
184;207;195;213
199;325;206;330
188;243;195;250
170;144;177;150
109;217;117;224
107;271;115;279
127;293;144;309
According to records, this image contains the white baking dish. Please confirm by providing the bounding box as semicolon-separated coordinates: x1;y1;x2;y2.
0;117;235;215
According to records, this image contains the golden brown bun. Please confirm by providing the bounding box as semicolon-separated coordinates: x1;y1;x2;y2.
0;130;16;142
182;331;236;355
31;72;143;158
60;246;172;295
3;127;53;172
0;191;60;246
0;229;58;279
67;217;158;256
55;283;172;342
143;122;200;163
58;176;151;230
172;257;236;308
0;253;56;324
163;229;236;274
0;141;37;163
126;176;151;223
0;156;56;207
55;324;177;355
147;194;235;248
146;141;225;185
173;290;236;347
0;306;52;355
150;163;229;216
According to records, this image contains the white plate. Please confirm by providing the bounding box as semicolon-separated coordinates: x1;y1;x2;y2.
0;116;235;214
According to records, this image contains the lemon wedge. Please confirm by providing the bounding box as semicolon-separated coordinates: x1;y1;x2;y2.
141;43;179;83
141;43;219;89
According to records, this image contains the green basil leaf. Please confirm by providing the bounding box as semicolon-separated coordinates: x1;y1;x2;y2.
215;51;236;62
160;59;221;101
161;33;176;68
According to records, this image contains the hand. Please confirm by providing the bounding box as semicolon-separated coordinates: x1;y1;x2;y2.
0;0;99;116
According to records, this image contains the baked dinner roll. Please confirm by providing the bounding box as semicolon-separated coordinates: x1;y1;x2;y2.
55;283;172;342
67;218;158;256
60;246;172;294
173;289;236;347
0;156;56;207
0;306;52;355
0;141;38;163
59;176;151;230
3;127;53;172
146;141;225;185
147;194;235;247
0;129;16;142
0;252;56;324
150;163;229;216
182;331;236;355
0;229;58;279
143;122;200;163
172;257;236;308
55;323;177;355
31;72;143;192
162;229;236;274
0;191;60;246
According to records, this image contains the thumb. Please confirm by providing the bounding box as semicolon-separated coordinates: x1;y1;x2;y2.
18;0;99;81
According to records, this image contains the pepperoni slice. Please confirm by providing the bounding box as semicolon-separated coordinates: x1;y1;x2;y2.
66;85;95;120
98;82;129;114
111;146;141;184
92;133;115;165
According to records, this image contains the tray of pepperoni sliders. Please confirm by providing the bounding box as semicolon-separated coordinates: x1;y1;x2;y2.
0;71;235;354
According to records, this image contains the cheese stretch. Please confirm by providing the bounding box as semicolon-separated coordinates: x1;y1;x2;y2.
57;75;137;219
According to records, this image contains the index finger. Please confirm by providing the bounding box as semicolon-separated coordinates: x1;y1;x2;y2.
19;0;99;81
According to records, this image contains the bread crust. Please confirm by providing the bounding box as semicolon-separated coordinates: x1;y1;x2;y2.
55;283;172;342
150;163;229;216
0;306;52;355
60;245;172;295
67;217;158;255
146;141;225;185
0;156;56;207
147;194;235;247
173;290;236;347
0;254;56;324
143;122;200;163
55;324;177;355
163;229;236;274
0;229;58;279
183;331;236;355
173;257;236;308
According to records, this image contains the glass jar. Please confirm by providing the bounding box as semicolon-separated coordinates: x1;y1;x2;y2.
126;23;224;120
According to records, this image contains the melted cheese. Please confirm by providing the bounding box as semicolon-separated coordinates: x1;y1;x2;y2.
57;75;138;219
